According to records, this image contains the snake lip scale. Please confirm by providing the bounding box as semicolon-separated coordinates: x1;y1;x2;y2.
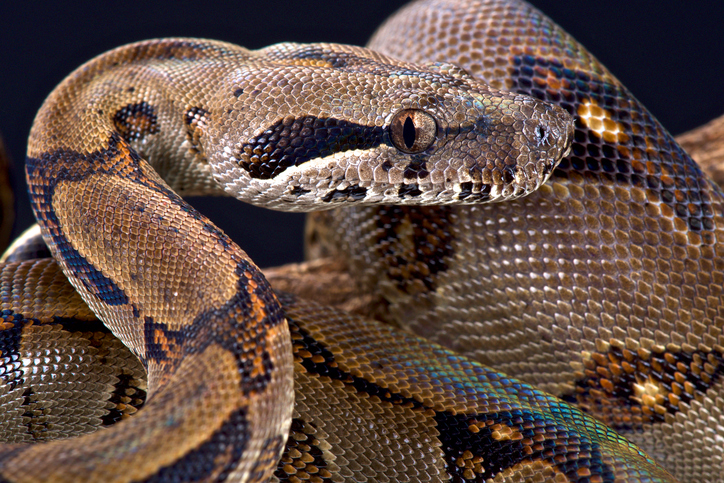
0;0;717;482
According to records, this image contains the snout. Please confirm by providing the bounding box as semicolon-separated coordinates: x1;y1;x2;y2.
514;101;574;195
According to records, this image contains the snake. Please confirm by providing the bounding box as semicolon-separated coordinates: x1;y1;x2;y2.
0;0;718;481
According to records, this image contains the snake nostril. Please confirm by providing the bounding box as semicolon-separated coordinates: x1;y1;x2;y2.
535;124;548;146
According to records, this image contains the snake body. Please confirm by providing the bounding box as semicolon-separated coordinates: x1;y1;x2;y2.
310;0;724;480
0;0;717;481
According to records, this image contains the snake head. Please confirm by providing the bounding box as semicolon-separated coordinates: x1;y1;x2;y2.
207;43;574;211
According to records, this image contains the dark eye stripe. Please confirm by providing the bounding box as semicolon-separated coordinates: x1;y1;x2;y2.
237;116;384;179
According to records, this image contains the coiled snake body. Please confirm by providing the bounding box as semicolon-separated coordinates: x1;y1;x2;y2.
0;0;719;482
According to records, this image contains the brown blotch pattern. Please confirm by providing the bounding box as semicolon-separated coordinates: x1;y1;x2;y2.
113;102;159;142
574;344;724;429
373;205;454;295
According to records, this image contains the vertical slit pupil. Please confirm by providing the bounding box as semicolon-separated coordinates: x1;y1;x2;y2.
403;116;416;149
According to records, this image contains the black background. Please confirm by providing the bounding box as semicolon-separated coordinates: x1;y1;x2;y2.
3;1;723;267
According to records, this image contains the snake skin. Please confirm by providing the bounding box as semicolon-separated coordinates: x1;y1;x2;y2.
1;0;717;481
0;255;676;482
0;16;667;482
308;0;724;481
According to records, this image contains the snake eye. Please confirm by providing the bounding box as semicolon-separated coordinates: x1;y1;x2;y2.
390;109;437;153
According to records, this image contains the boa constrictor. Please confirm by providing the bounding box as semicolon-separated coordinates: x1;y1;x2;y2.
0;0;719;481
